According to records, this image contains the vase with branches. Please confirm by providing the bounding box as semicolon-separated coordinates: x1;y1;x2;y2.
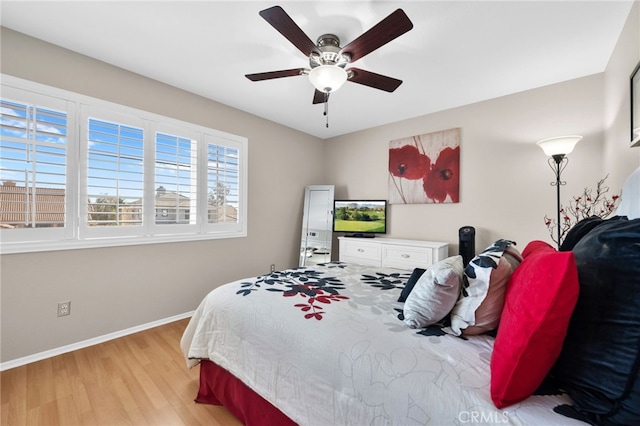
545;175;620;247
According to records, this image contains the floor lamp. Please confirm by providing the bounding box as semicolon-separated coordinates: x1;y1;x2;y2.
536;135;582;249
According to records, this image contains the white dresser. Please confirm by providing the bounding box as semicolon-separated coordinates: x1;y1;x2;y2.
338;237;449;269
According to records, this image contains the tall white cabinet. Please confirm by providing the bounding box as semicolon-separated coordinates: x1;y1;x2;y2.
338;237;449;269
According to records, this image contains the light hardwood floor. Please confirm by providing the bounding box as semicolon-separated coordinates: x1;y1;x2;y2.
1;318;243;426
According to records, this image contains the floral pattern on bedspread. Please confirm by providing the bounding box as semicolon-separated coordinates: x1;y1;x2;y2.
235;266;349;320
233;262;412;320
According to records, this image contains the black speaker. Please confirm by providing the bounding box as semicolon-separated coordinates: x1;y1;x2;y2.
459;226;476;267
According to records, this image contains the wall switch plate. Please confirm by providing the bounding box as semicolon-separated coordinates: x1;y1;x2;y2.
57;301;71;317
270;264;276;273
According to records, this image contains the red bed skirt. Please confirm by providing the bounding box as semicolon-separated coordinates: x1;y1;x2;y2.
196;360;297;426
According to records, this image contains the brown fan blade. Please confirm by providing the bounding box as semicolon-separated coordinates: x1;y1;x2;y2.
312;90;328;104
348;68;403;92
259;6;320;57
245;68;306;81
340;9;413;63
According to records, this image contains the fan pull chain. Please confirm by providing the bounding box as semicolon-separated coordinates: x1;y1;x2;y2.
324;92;329;128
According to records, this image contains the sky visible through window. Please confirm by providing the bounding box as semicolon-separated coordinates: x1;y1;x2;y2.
88;118;144;198
0;99;67;189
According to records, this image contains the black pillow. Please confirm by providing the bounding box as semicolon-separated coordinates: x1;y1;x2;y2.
397;267;426;302
552;217;640;424
559;215;626;251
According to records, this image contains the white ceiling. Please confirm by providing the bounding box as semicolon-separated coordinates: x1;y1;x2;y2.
1;1;635;139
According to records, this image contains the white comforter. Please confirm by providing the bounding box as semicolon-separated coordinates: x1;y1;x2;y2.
181;262;581;426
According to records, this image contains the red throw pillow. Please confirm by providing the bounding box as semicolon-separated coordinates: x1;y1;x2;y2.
490;240;579;408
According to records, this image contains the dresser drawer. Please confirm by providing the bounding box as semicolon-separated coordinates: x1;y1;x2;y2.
381;244;433;269
340;239;381;266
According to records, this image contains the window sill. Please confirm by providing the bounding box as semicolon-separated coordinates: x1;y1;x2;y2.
0;230;247;254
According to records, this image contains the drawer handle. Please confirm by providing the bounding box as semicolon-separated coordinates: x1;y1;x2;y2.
357;248;364;252
401;254;410;258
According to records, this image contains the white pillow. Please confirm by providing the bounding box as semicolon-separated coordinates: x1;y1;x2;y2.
403;255;464;329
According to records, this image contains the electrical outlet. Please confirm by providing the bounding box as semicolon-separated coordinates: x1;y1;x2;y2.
57;301;71;317
270;264;276;273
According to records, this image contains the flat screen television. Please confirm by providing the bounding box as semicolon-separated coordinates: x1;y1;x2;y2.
333;200;387;237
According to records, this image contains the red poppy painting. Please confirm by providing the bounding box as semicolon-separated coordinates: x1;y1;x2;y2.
388;128;460;204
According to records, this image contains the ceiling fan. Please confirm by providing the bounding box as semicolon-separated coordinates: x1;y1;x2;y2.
245;5;413;123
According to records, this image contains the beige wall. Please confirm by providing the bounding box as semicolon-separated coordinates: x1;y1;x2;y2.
0;28;325;364
604;0;640;190
2;0;639;366
325;75;607;253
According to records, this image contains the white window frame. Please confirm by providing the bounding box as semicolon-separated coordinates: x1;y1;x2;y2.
150;122;200;236
0;84;78;245
0;75;247;254
202;133;246;236
80;104;147;240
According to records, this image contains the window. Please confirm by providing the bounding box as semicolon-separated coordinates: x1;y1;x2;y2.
86;116;145;228
154;130;197;226
206;139;240;225
0;86;76;245
0;76;247;253
1;100;68;228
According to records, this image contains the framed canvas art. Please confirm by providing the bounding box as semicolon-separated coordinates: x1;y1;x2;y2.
388;128;460;204
631;61;640;147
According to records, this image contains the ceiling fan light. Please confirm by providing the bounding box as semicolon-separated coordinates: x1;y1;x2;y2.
308;65;348;93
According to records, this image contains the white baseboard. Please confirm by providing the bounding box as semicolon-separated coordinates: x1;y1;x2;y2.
0;311;194;371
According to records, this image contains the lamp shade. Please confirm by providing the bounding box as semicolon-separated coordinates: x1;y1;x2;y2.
536;135;582;157
308;65;348;93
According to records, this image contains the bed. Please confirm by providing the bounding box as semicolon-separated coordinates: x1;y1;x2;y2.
181;260;576;425
181;167;640;426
